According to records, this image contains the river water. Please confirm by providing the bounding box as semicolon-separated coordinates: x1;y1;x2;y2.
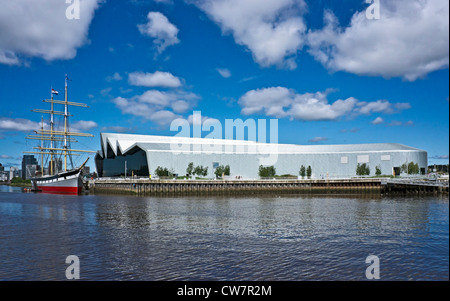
0;185;448;281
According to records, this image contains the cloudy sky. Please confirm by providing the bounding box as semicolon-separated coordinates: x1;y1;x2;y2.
0;0;448;171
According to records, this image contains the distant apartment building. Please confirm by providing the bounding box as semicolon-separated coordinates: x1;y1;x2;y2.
0;173;7;182
24;164;38;180
22;155;38;179
0;164;7;181
9;167;19;181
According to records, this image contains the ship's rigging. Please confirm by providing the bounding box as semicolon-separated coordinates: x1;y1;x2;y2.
24;75;96;177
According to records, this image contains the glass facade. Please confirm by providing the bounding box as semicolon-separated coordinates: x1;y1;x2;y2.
95;145;149;178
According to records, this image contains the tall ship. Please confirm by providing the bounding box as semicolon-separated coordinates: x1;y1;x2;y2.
24;75;95;194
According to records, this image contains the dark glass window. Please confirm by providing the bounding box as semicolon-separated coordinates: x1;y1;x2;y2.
95;145;148;177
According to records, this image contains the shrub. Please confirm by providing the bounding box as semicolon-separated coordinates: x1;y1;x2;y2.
214;165;224;178
400;162;420;175
186;162;194;176
194;165;208;177
11;177;31;184
375;165;382;176
356;163;370;176
299;165;306;179
407;162;419;175
214;165;231;178
259;165;276;178
224;165;230;176
306;166;312;179
155;166;173;177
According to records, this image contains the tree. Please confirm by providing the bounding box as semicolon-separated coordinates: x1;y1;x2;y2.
306;166;312;179
364;164;370;175
299;165;306;179
375;165;382;176
258;165;276;178
186;162;194;176
155;166;172;177
400;162;408;174
194;165;208;177
408;162;419;175
214;165;231;178
224;165;230;176
400;162;419;175
214;165;225;178
356;163;370;176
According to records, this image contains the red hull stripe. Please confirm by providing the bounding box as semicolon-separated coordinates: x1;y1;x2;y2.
37;186;81;194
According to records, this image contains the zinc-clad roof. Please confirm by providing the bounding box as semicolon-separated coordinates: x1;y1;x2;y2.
98;133;424;158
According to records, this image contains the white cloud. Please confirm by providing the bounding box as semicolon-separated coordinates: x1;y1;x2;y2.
101;126;135;133
153;0;173;4
340;128;360;133
216;68;231;78
187;113;219;126
106;72;123;82
371;117;384;125
193;0;307;69
113;96;154;119
0;50;20;66
307;0;449;81
430;155;449;160
171;100;191;113
0;0;101;65
138;90;198;110
309;137;328;143
71;120;98;132
356;100;411;115
238;87;410;122
387;120;415;127
113;89;200;126
149;110;180;126
100;87;112;96
0;117;40;132
0;117;97;136
128;71;182;88
138;11;180;53
239;86;293;118
238;87;354;121
289;95;357;121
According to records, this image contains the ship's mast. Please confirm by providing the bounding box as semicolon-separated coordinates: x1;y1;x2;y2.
64;75;68;171
40;116;44;176
50;88;54;175
25;76;95;176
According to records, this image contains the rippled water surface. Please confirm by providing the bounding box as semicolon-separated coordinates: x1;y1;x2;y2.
0;185;448;280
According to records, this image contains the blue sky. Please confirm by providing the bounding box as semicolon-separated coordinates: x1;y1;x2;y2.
0;0;448;172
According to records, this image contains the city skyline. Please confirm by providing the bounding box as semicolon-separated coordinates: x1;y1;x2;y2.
0;0;448;172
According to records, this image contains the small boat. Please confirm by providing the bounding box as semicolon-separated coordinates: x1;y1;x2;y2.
25;75;95;194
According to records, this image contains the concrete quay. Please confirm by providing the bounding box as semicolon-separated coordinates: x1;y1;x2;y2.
87;178;448;196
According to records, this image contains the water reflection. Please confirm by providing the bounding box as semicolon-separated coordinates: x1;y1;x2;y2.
0;185;24;193
0;190;448;280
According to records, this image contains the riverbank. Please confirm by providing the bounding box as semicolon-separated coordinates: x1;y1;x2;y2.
0;182;32;187
88;178;449;196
